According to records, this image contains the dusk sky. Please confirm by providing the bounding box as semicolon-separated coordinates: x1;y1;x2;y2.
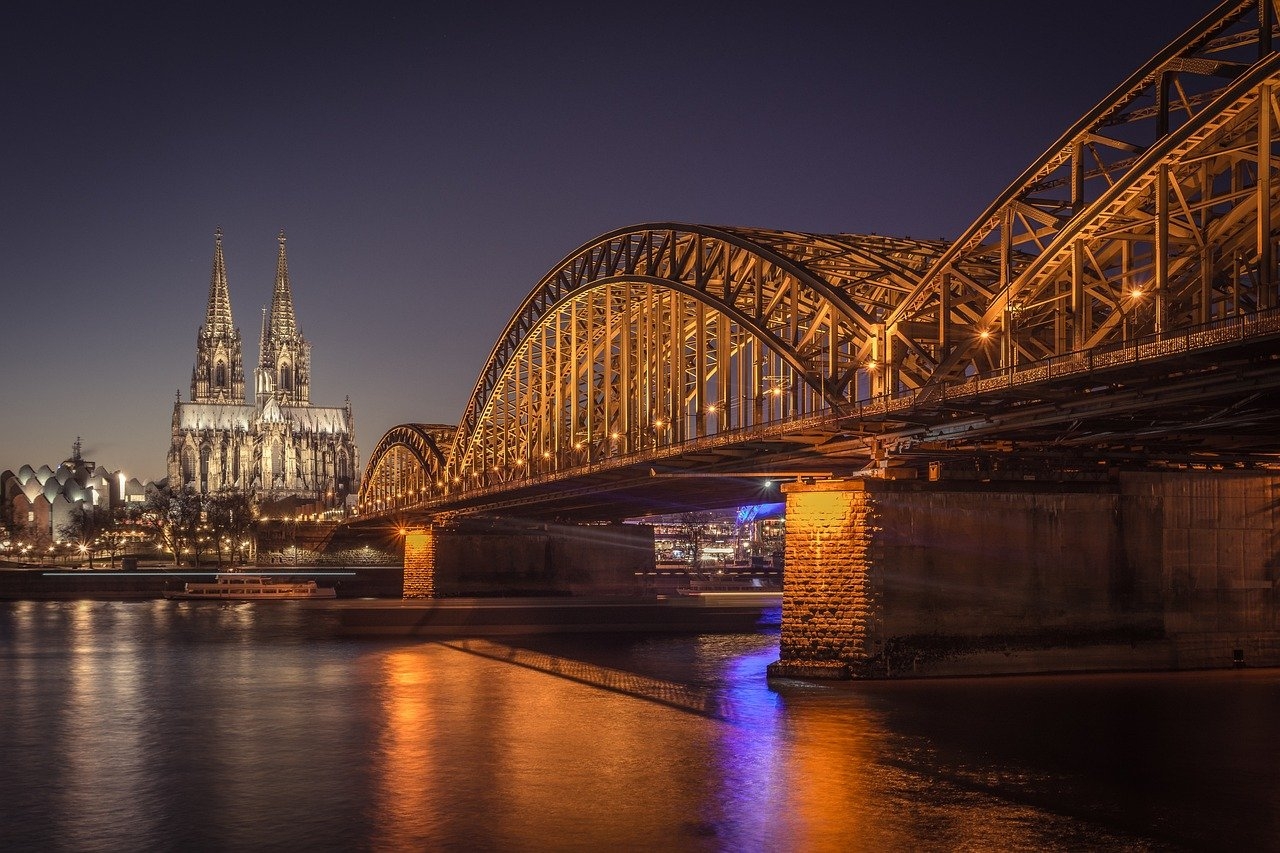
1;1;1213;481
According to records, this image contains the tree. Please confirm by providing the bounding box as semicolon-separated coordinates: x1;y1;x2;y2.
141;484;203;566
58;504;112;568
675;512;711;572
206;489;257;567
97;505;141;568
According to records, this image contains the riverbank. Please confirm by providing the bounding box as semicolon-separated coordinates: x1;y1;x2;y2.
0;567;404;599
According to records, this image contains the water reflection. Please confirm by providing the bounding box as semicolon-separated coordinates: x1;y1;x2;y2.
1;602;1277;850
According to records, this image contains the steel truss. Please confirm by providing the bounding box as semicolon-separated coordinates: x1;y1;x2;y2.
357;423;453;511
361;0;1280;512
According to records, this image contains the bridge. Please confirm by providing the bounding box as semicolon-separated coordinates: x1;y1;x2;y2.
349;1;1280;676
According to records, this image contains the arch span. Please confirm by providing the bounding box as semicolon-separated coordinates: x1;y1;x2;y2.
357;423;454;511
442;225;967;490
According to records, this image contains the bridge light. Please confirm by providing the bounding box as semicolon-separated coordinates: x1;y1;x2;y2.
610;431;620;439
542;451;551;459
653;419;665;429
1129;286;1144;299
979;329;992;341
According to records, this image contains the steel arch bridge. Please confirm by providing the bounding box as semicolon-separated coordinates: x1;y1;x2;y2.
360;0;1280;518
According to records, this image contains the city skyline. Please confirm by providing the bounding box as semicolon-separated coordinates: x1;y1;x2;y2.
0;1;1212;479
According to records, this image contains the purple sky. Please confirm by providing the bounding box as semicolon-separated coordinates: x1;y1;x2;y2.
0;1;1214;480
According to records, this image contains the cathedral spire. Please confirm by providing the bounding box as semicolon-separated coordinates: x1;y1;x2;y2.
258;230;310;405
204;227;233;334
191;228;246;404
268;230;299;344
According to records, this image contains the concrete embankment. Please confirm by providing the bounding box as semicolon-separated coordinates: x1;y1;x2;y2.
335;594;781;637
0;567;404;600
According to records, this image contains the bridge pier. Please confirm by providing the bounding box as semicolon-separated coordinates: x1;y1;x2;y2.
769;471;1280;679
403;527;436;598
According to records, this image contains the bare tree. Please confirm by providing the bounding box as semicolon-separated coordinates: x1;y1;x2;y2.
97;505;140;568
206;489;256;567
141;484;203;566
675;512;711;572
58;504;112;568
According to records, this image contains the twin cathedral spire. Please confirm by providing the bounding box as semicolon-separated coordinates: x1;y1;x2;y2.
174;228;359;501
192;229;311;407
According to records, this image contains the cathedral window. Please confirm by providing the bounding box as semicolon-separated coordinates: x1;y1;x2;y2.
280;365;292;391
200;446;211;491
215;362;226;387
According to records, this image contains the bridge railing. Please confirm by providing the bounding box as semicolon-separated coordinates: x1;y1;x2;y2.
870;306;1280;416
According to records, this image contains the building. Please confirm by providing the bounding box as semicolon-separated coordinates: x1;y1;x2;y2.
1;438;146;553
167;230;359;507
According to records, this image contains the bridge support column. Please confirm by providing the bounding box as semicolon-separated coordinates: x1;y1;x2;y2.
402;526;436;598
768;479;878;680
769;472;1280;680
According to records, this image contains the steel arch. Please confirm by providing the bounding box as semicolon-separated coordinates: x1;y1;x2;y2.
357;423;454;511
442;225;964;489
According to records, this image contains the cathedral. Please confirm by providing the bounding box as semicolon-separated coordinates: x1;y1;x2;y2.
167;229;359;507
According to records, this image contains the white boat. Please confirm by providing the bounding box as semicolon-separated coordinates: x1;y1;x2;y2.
165;573;337;600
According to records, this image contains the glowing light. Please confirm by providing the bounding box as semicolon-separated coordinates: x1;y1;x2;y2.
979;329;992;340
1130;286;1144;299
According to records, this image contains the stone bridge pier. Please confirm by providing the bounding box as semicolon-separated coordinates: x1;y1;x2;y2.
768;472;1280;679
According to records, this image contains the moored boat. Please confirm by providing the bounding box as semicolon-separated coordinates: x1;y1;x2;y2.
164;573;337;600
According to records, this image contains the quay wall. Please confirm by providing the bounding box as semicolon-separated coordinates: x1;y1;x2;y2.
408;520;655;597
772;471;1279;678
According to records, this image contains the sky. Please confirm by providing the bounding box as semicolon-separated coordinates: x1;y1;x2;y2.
0;0;1216;481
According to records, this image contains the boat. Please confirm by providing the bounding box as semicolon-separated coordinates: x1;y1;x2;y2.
677;574;781;594
164;573;337;600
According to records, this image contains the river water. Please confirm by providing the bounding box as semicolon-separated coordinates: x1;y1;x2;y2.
1;600;1277;852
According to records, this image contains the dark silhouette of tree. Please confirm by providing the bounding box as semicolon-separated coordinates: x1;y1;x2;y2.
58;504;112;568
141;484;203;566
97;505;141;568
206;489;257;567
676;512;711;572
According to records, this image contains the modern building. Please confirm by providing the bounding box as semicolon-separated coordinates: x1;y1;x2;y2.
167;230;359;507
1;438;146;550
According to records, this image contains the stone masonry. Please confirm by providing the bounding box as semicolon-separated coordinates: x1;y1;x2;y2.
768;480;879;679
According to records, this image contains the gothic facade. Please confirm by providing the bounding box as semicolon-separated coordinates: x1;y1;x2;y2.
168;230;359;506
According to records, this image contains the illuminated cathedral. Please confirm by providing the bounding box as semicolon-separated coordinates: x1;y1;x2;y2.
167;229;359;506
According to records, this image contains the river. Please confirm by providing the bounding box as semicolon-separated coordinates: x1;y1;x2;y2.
1;600;1277;851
